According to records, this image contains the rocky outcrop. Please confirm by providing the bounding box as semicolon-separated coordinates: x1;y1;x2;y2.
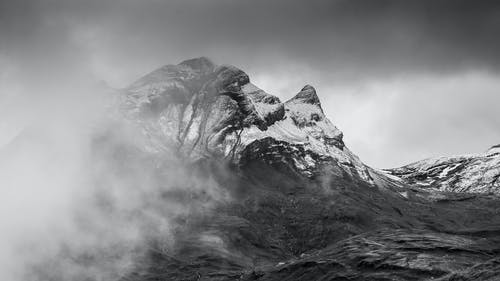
288;84;322;106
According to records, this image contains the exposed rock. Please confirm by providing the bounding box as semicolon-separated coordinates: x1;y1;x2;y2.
288;84;321;107
240;229;500;281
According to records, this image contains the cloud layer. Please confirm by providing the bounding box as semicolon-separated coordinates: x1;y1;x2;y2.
1;0;500;167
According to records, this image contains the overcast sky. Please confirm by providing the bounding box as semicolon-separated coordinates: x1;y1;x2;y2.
1;0;500;168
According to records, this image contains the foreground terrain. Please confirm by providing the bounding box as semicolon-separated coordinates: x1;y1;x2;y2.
118;160;500;281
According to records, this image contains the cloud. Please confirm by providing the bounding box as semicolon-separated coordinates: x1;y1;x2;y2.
1;0;499;164
4;0;500;85
325;71;500;167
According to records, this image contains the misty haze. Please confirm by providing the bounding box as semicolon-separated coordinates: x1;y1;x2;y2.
1;1;500;280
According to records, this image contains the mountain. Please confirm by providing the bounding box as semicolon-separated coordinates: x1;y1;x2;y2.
120;57;385;184
386;144;500;194
110;58;500;280
10;57;495;280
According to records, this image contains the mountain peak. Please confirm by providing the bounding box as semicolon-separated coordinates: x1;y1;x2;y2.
301;84;316;92
121;58;372;181
288;84;321;106
178;56;215;73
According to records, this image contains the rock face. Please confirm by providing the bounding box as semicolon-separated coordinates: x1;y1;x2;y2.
121;57;373;181
386;145;500;194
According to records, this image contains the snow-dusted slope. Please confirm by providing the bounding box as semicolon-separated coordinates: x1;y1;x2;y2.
120;57;374;182
386;145;500;193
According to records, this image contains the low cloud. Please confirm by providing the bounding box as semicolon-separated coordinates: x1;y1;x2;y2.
324;71;500;167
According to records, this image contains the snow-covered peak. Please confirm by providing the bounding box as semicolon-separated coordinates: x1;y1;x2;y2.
387;145;500;194
119;57;376;182
282;86;341;145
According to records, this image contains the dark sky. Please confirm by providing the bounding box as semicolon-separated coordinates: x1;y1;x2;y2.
1;0;500;167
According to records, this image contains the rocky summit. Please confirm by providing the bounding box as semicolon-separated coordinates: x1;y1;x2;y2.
110;58;500;280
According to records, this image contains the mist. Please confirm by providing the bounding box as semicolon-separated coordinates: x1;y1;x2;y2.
0;68;231;280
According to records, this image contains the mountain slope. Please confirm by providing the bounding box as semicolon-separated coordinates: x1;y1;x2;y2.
120;158;500;281
386;145;500;194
